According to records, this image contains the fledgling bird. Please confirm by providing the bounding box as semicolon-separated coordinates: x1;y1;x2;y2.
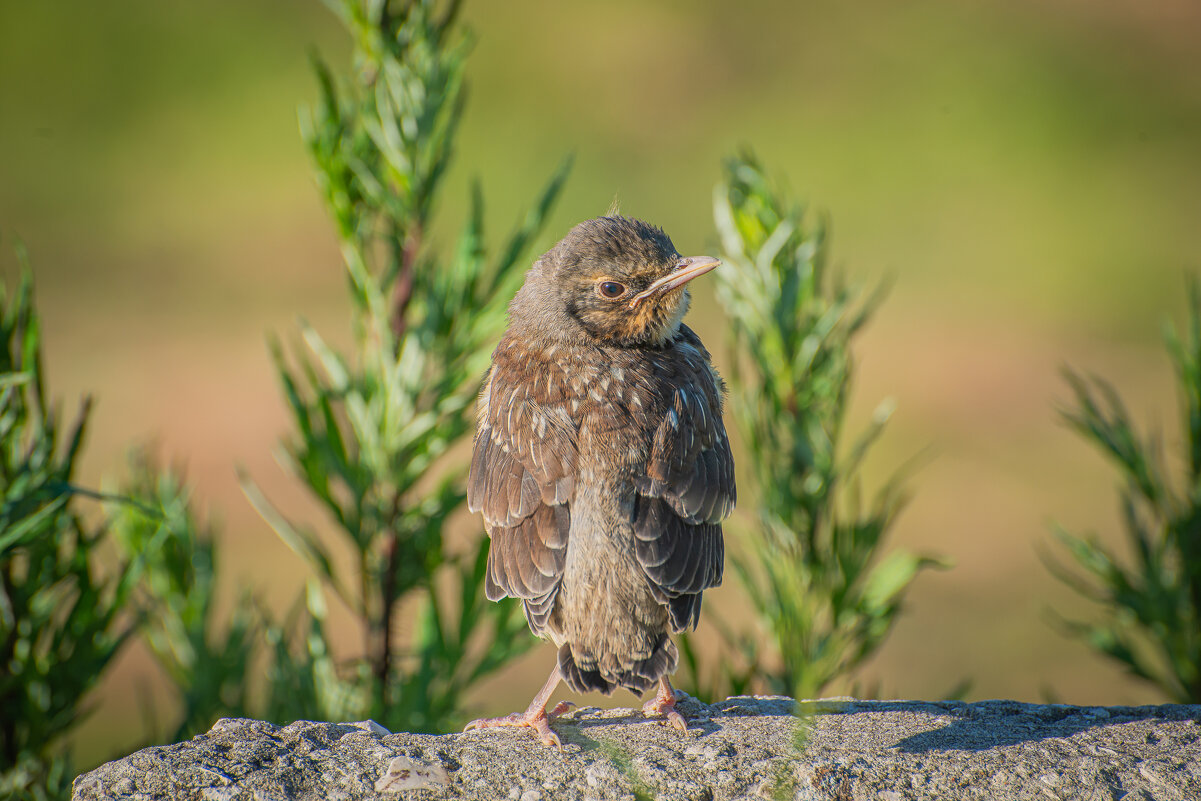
463;215;735;749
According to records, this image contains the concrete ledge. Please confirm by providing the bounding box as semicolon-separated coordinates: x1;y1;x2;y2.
71;696;1201;800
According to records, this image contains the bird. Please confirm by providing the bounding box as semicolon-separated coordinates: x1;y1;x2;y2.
463;215;735;749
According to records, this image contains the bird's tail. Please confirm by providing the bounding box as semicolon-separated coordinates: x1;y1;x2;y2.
557;636;678;697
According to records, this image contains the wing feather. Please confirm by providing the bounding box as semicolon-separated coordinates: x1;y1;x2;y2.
469;347;577;637
633;327;735;632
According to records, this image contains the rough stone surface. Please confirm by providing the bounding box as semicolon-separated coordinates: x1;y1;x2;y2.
72;696;1201;800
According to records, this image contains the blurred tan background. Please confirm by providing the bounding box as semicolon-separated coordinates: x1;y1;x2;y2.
2;0;1200;766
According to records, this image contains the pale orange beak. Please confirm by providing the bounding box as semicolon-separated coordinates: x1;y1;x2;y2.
628;256;721;307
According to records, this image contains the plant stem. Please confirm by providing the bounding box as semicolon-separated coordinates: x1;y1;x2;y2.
375;490;405;712
378;532;400;710
0;562;14;765
391;223;422;342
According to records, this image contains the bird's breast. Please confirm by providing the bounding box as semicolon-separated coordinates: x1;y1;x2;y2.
488;330;715;485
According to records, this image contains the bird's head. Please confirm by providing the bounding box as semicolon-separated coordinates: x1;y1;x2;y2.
515;216;719;347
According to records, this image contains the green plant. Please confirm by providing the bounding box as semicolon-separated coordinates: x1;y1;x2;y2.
109;454;258;741
1050;283;1201;702
681;152;944;701
0;265;139;801
242;0;569;732
597;740;654;801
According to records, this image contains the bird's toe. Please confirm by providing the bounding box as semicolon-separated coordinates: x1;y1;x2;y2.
548;700;575;718
462;710;564;750
463;712;521;731
642;699;688;732
663;707;688;733
533;719;564;751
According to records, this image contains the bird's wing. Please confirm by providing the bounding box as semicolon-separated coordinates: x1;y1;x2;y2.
634;327;736;632
468;355;576;635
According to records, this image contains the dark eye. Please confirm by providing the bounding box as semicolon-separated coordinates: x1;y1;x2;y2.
598;281;626;299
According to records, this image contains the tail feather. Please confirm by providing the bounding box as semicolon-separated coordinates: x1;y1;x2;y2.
557;644;612;694
557;636;678;697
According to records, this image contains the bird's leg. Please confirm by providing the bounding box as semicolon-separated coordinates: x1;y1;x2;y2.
642;675;687;732
463;667;573;750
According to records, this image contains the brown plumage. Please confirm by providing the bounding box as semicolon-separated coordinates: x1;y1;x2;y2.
463;215;735;748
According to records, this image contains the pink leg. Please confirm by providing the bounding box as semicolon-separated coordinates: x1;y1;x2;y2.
642;675;687;732
463;667;573;750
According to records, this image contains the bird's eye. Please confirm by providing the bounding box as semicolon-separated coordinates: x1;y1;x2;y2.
598;281;627;299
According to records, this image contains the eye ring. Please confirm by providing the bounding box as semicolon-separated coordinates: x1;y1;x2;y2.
598;280;627;299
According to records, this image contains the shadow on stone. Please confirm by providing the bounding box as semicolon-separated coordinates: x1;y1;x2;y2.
566;697;723;739
826;700;1193;753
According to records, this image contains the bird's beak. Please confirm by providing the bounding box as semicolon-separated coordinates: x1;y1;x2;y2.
629;256;721;307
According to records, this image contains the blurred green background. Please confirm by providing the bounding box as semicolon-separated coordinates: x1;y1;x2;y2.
3;0;1200;767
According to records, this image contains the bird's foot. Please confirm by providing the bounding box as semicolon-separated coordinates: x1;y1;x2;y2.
463;701;575;750
642;686;687;733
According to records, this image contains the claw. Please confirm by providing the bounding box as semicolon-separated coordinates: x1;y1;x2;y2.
540;723;563;750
